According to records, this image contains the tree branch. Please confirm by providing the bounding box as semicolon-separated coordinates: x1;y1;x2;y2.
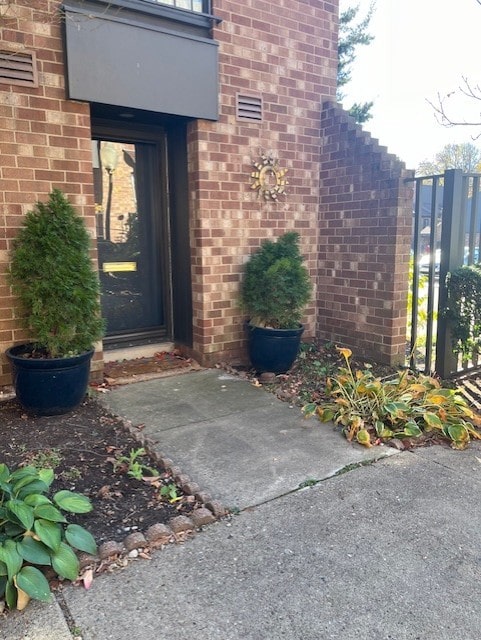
427;76;481;138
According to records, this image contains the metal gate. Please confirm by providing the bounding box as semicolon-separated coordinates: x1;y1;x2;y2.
409;169;481;378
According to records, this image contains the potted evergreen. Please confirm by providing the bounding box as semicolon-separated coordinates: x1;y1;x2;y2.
240;231;312;373
6;190;105;415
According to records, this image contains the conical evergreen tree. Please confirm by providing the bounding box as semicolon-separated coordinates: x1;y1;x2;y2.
10;190;104;357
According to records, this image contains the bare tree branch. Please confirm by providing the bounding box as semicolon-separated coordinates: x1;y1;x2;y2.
426;76;481;139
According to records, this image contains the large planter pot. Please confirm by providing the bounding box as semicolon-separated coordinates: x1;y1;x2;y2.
6;344;94;416
246;324;304;374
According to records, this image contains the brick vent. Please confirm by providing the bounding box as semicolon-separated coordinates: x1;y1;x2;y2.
0;50;38;87
236;93;262;122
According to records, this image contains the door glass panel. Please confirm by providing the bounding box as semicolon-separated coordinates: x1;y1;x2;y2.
92;139;164;336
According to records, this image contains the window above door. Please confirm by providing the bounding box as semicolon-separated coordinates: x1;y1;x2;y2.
141;0;208;13
64;0;218;31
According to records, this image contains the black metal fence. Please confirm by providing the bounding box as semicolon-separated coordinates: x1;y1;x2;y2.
409;169;481;378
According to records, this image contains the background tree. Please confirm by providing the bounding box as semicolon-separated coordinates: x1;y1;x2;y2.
337;3;375;124
417;142;481;176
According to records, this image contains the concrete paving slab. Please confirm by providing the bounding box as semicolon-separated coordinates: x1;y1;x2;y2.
102;369;272;431
410;441;481;480
63;449;481;640
2;597;72;640
101;370;398;509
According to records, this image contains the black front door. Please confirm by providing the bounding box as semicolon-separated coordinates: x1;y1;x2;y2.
92;132;170;347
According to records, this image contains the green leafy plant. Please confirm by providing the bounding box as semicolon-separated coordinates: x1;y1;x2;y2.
113;448;159;480
445;263;481;361
303;347;481;450
0;463;96;611
407;255;436;365
159;483;181;503
240;232;312;329
28;449;62;470
9;189;105;358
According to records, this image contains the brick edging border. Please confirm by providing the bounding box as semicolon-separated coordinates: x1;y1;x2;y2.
77;412;230;573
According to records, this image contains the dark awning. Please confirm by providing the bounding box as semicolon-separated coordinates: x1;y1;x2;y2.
63;2;219;120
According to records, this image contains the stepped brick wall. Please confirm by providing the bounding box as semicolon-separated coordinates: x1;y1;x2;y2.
317;102;414;365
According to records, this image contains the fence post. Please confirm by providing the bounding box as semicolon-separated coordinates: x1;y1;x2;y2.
435;169;465;378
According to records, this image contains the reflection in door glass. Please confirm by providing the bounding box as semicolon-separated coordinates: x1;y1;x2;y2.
92;140;163;337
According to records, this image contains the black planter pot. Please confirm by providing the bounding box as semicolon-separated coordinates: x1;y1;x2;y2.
247;324;304;374
6;344;94;416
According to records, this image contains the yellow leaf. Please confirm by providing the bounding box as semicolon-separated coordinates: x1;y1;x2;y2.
336;347;352;360
407;383;428;394
472;413;481;427
426;394;448;406
16;587;30;611
466;425;481;440
356;428;372;447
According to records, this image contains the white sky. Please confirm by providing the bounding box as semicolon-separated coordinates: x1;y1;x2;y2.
339;0;481;169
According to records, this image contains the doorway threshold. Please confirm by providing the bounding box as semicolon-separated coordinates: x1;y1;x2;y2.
103;342;175;363
102;343;202;386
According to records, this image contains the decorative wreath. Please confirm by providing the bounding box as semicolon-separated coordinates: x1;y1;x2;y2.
250;154;288;201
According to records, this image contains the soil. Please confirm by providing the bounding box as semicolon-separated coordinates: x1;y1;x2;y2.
0;396;199;545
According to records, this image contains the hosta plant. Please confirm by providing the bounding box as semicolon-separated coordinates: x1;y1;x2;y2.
0;463;97;611
303;347;481;450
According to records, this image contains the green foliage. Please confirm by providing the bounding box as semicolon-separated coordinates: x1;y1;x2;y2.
303;347;481;450
113;448;159;480
240;232;312;329
298;478;319;489
337;3;375;123
9;190;105;358
445;263;481;360
160;483;181;503
28;449;62;470
0;463;96;611
113;450;182;503
407;255;436;364
348;101;374;124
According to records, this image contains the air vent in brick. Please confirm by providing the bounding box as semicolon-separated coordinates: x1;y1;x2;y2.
236;94;262;122
0;50;38;87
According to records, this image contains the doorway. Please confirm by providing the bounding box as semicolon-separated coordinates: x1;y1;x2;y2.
92;130;171;348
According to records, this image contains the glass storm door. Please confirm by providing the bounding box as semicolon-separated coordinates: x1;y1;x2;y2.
92;137;169;346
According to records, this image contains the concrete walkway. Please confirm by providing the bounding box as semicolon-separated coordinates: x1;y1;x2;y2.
5;369;481;639
100;369;397;509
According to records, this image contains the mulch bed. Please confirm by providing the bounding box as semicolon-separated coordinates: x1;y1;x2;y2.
0;397;201;545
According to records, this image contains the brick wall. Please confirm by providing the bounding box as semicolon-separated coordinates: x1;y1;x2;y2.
0;1;100;386
0;1;339;381
317;102;414;366
0;1;415;379
187;0;338;365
